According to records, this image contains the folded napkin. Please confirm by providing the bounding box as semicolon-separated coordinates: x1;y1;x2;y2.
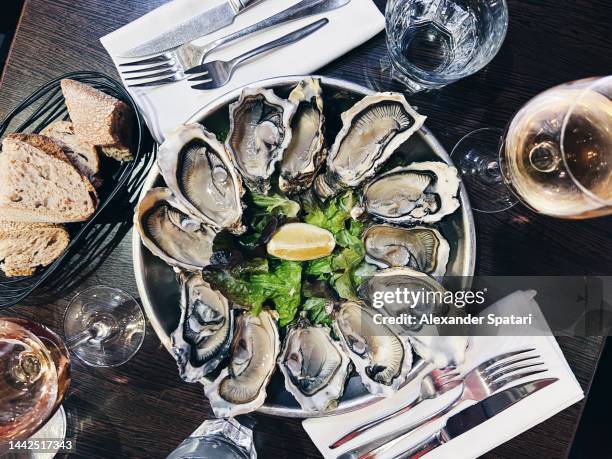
303;291;584;459
100;0;385;143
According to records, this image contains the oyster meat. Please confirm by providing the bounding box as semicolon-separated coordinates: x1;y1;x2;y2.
409;335;468;369
278;318;351;412
171;273;233;383
158;124;244;234
360;162;461;224
205;310;280;417
226;87;296;194
333;301;412;396
314;93;426;199
134;187;216;271
279;78;327;194
358;267;448;333
363;224;450;277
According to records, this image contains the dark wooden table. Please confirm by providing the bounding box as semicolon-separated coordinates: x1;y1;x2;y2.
1;0;611;457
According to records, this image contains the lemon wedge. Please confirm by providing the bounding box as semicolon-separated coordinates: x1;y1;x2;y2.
267;223;335;261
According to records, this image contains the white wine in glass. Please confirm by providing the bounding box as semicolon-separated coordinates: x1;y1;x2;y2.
501;76;612;218
0;318;70;454
452;76;612;217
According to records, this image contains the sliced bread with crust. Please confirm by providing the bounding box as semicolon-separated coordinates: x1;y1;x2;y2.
60;79;134;161
41;120;101;178
0;221;70;277
0;133;98;223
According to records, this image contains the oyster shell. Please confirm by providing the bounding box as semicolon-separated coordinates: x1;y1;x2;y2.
333;301;412;396
158;124;245;234
134;187;216;271
226;87;296;194
278;318;351;412
204;310;280;417
314;93;426;199
360;162;461;224
363;224;450;277
279;78;327;194
358;267;448;332
171;273;233;383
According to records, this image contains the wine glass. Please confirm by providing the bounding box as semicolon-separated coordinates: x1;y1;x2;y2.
366;0;508;92
63;286;146;367
453;76;612;217
0;318;71;455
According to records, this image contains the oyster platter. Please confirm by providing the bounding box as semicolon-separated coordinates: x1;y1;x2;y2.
133;76;475;418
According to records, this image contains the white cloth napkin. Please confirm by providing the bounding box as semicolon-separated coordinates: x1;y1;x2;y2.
100;0;385;143
303;291;584;459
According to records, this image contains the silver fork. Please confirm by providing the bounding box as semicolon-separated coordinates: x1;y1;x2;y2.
329;366;462;449
187;18;329;90
119;0;348;87
338;348;546;459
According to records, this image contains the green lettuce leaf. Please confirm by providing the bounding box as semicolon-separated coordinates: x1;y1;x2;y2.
251;192;300;218
302;297;333;326
251;261;302;326
303;190;357;235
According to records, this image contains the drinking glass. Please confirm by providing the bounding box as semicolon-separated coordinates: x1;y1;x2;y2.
384;0;508;92
0;318;70;455
63;286;146;367
452;76;612;217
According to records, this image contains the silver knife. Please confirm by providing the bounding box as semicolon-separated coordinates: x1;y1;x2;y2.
394;378;557;459
120;0;264;58
340;378;558;459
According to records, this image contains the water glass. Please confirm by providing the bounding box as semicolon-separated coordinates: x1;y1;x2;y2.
385;0;509;92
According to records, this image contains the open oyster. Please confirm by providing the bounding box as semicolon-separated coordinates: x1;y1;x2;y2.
358;267;448;331
278;318;351;412
158;124;244;234
333;301;412;396
226;87;296;194
134;188;216;271
279;78;327;194
363;224;450;277
171;273;233;383
204;310;280;417
359;162;461;224
314;93;426;199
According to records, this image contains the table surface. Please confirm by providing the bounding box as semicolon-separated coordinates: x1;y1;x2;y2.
1;0;611;457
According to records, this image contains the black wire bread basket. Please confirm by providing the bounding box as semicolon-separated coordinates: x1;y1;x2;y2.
0;71;156;309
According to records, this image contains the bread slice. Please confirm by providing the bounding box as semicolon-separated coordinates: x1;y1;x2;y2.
41;120;101;178
0;133;98;223
0;221;70;277
60;79;134;161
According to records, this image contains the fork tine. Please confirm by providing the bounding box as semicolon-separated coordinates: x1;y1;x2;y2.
127;75;184;88
482;354;541;377
125;69;179;82
490;368;549;392
434;371;461;382
187;73;212;82
438;377;463;390
121;63;175;75
487;361;545;383
477;348;536;373
119;53;173;67
191;80;215;90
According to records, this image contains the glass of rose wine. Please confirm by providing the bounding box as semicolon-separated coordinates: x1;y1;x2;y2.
0;318;70;455
452;75;612;217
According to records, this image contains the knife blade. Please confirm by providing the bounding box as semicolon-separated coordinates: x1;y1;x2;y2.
119;0;263;58
394;378;558;459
